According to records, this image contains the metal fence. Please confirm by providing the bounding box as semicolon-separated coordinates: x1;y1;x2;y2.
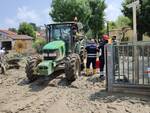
106;42;150;95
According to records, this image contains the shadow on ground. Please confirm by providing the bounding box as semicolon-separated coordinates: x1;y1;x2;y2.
89;90;150;105
57;77;72;86
18;78;29;86
18;70;73;92
87;76;105;84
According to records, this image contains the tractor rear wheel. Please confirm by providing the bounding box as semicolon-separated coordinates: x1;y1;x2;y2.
80;46;86;71
65;54;81;81
0;55;9;74
25;56;42;82
0;63;5;74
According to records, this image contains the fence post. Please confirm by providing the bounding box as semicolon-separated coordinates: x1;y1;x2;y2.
134;45;139;84
105;44;114;92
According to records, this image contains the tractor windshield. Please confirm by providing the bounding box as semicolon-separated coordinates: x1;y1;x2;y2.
52;25;71;41
46;23;78;55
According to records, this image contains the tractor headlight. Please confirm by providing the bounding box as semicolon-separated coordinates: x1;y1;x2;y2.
48;52;57;57
48;50;60;57
43;50;60;60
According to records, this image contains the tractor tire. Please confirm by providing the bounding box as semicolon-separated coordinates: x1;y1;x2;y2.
25;56;42;82
65;54;81;82
0;55;9;74
0;63;6;74
80;46;85;71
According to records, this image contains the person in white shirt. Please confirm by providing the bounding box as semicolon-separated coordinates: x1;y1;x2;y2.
0;48;5;60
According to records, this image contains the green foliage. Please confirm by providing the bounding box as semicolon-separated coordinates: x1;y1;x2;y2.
108;21;117;30
18;22;36;39
29;23;37;31
122;0;150;41
107;16;131;31
50;0;106;39
8;28;17;33
88;0;106;38
85;29;93;39
50;0;90;29
33;37;46;53
115;16;131;28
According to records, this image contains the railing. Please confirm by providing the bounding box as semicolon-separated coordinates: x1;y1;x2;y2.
106;42;150;95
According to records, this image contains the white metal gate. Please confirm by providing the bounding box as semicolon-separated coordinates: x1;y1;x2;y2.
106;42;150;95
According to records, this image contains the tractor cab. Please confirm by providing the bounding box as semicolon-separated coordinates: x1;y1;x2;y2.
45;22;83;55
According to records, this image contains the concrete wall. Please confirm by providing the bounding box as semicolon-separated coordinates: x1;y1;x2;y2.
109;28;150;42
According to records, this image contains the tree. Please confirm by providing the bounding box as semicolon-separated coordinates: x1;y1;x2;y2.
108;21;117;30
8;28;17;33
122;0;150;41
50;0;90;31
106;16;131;32
88;0;106;38
115;16;131;28
50;0;106;38
115;16;131;41
29;23;37;31
18;22;36;39
33;37;46;53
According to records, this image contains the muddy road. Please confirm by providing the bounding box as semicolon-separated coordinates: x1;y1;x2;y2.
0;60;150;113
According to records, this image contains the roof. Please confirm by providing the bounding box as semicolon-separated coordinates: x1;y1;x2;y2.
0;29;17;36
11;35;33;40
36;32;41;36
0;29;33;40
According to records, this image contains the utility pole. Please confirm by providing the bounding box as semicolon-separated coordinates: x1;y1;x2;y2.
127;0;139;84
127;0;139;42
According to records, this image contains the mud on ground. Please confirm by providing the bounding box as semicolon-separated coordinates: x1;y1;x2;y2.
0;60;150;113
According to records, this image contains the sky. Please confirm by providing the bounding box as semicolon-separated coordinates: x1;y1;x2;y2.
0;0;123;29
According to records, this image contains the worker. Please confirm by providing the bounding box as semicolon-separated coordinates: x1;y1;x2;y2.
98;35;109;80
108;37;112;44
112;36;117;44
0;48;5;60
85;39;98;76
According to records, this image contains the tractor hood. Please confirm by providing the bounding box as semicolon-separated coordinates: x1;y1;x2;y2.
37;60;56;76
43;40;65;50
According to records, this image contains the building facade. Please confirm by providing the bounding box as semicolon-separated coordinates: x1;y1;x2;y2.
0;30;34;53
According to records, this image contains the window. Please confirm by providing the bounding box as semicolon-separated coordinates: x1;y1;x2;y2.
51;25;71;41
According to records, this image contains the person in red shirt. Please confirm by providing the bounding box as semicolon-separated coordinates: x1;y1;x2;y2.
98;35;109;80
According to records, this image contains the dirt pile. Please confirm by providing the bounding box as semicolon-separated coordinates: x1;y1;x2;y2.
0;60;150;113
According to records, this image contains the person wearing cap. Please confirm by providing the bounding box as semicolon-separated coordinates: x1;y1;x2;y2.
85;38;98;76
98;35;109;80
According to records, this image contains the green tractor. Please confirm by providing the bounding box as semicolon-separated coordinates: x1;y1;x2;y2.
25;22;86;82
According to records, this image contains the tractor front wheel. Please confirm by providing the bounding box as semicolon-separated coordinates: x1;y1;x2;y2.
0;63;5;74
25;56;42;82
65;54;81;82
